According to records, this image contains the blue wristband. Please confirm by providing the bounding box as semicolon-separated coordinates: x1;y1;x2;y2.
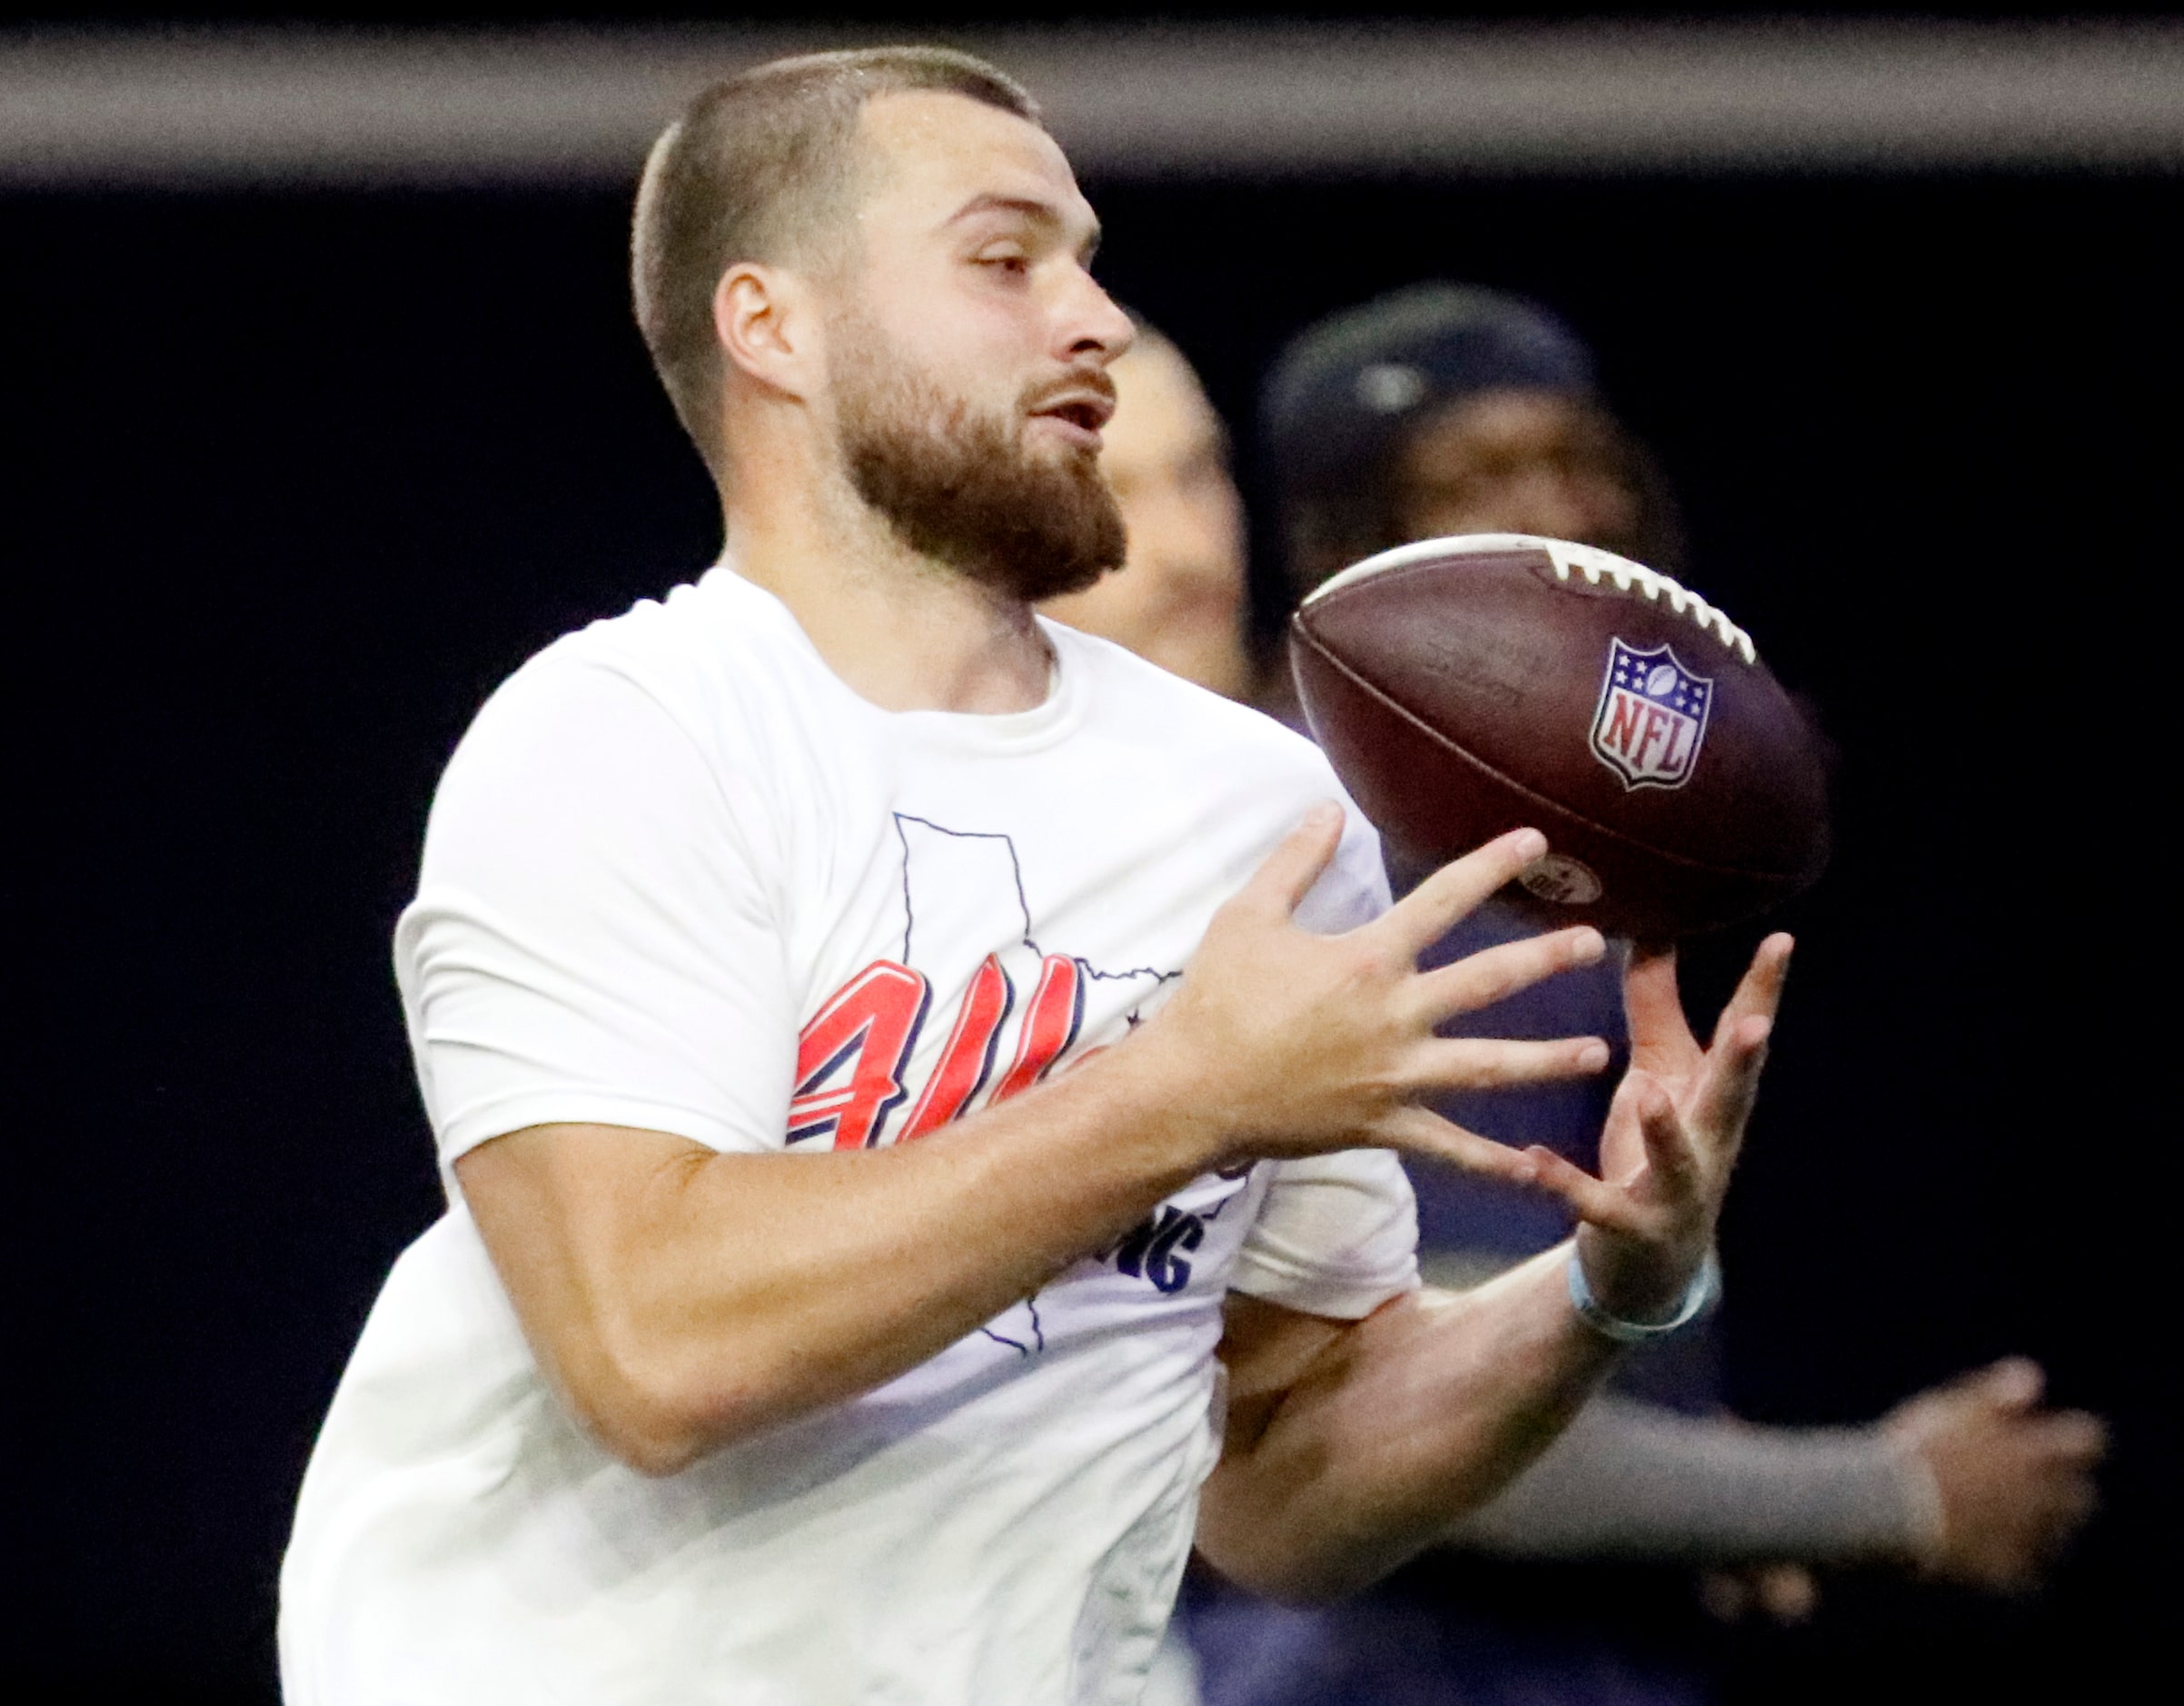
1566;1247;1722;1344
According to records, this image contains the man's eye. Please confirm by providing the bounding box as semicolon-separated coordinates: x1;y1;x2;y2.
977;251;1030;273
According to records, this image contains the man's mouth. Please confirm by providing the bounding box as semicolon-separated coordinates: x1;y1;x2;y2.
1027;383;1117;445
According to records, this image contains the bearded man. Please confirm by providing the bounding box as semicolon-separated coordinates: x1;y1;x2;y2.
277;48;1787;1706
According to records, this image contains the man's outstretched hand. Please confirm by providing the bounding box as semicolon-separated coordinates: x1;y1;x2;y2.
1525;937;1793;1324
1703;1358;2105;1616
1149;810;1613;1178
1189;831;1790;1600
1154;808;1787;1326
1886;1357;2107;1592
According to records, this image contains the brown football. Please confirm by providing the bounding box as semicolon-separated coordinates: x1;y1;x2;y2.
1290;534;1829;938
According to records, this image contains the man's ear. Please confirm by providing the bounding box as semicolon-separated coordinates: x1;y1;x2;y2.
713;262;823;401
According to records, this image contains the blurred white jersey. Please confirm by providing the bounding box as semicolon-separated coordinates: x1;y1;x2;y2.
279;567;1419;1706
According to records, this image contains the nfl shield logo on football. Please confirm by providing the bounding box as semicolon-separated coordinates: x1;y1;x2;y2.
1589;639;1714;790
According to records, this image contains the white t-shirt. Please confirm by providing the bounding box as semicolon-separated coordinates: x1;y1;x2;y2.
279;566;1419;1706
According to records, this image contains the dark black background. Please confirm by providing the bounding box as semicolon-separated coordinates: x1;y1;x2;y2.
9;104;2177;1706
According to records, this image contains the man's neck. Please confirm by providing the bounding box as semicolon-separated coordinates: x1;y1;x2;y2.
724;477;1052;717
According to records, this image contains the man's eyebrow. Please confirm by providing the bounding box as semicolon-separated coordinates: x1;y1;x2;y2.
947;193;1102;257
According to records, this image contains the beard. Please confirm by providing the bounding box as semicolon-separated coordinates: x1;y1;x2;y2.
829;319;1126;603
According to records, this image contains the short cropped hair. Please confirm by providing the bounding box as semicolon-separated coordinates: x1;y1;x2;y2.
632;46;1039;476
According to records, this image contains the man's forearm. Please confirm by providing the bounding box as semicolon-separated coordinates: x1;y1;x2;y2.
460;1034;1218;1473
1446;1394;1923;1565
1196;1246;1619;1602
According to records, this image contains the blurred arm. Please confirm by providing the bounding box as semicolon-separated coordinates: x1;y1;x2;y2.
1446;1359;2105;1592
1444;1394;1921;1564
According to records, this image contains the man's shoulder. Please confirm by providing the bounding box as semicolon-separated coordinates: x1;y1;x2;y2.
479;568;805;739
439;568;819;818
1047;621;1335;782
524;565;779;689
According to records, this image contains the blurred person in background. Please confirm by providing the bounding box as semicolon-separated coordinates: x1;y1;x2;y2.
1045;292;2105;1706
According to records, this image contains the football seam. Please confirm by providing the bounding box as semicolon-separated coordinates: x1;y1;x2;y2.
1308;548;1755;662
1292;621;1813;884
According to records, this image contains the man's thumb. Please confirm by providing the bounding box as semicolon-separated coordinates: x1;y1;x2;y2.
1979;1356;2045;1411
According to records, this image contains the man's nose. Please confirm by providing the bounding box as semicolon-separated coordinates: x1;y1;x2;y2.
1059;270;1135;363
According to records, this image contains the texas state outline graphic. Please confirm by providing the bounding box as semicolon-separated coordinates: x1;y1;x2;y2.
792;813;1184;1355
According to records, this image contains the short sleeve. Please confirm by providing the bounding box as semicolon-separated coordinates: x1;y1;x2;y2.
394;656;797;1169
1230;1149;1421;1320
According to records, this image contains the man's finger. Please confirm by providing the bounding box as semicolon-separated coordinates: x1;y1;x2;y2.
1413;926;1607;1022
1522;1146;1650;1234
1632;1075;1703;1199
1414;1035;1611;1094
1687;1012;1772;1159
2040;1412;2110;1466
1373;1105;1542;1187
1754;1564;1820;1626
1375;828;1547;960
1975;1356;2047;1412
1233;802;1346;920
1623;944;1701;1072
1710;933;1794;1048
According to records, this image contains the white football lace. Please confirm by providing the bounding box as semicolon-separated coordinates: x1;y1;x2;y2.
1305;533;1758;664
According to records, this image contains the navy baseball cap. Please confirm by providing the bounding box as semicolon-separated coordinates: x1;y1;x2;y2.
1262;283;1596;500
